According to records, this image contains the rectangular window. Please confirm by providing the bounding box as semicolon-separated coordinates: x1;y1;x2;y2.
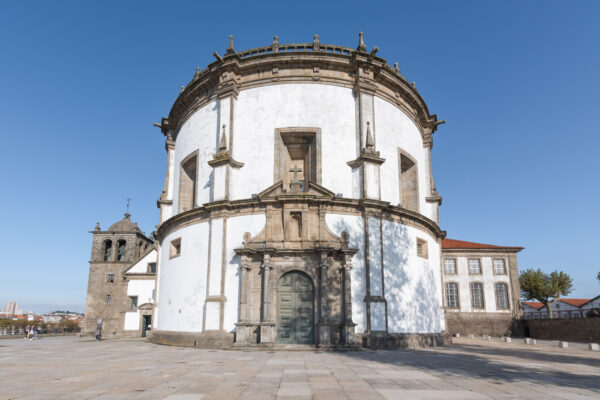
533;313;540;319
445;282;459;308
444;258;457;274
106;294;111;304
170;238;181;258
107;274;115;283
129;296;138;311
468;258;481;275
398;150;419;212
572;311;580;318
470;282;484;309
541;312;548;319
178;153;198;213
495;283;509;309
148;263;157;273
493;258;506;274
416;238;428;259
560;311;569;318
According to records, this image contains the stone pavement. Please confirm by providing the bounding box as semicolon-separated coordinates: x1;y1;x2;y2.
1;336;599;400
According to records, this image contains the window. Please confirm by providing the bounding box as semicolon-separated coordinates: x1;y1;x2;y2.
170;238;181;258
445;282;459;308
524;313;531;319
468;259;481;275
533;313;540;319
274;128;320;192
178;152;198;212
106;294;111;303
117;240;126;261
495;283;510;309
560;311;569;319
148;263;157;273
572;311;580;318
398;150;419;212
152;289;156;300
444;258;457;274
416;238;428;259
107;274;114;283
470;282;484;309
129;296;138;311
103;240;112;261
541;312;548;319
493;258;506;274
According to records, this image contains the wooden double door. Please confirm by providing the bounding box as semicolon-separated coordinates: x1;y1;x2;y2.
276;271;314;344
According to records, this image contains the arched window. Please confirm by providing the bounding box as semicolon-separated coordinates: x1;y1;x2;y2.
495;283;510;309
117;240;126;261
103;240;112;261
445;282;459;308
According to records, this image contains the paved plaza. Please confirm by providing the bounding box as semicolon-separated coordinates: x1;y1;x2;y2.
1;336;599;400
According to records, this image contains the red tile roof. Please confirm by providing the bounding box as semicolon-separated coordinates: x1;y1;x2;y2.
522;302;544;310
560;299;590;307
442;238;524;251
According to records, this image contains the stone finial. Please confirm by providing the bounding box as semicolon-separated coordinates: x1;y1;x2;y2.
219;124;228;151
357;32;367;52
124;213;131;220
94;222;101;231
272;35;279;53
365;121;374;149
226;34;235;55
180;85;185;93
194;67;200;79
313;34;320;51
411;81;416;88
394;62;400;74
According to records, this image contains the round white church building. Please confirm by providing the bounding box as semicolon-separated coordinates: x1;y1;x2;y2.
152;34;447;348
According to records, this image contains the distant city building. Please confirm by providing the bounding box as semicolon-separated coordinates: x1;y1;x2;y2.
2;301;21;316
523;296;600;319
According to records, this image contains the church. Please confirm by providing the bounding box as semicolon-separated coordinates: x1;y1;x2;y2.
83;34;523;348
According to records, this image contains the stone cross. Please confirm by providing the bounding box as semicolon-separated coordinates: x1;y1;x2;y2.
289;164;302;182
126;198;131;213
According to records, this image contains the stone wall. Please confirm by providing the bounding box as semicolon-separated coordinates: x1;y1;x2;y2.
445;313;523;337
525;318;600;342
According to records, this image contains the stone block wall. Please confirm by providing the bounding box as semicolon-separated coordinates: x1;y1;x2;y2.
445;313;523;337
525;318;600;342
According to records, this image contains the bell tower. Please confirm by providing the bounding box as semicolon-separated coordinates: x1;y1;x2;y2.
83;213;153;338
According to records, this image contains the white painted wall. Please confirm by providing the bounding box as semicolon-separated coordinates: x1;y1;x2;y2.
172;100;219;212
126;249;157;273
326;213;366;333
155;222;210;332
382;222;443;333
123;280;156;331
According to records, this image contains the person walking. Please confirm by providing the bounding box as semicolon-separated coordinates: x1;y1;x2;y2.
25;325;30;339
33;325;38;340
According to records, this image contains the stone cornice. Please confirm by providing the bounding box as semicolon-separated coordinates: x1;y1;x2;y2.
442;248;524;254
155;196;446;242
160;39;442;142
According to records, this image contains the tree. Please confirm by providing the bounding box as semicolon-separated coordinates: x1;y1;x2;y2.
519;269;573;319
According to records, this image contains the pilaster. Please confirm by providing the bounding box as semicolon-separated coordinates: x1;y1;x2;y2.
259;254;276;343
317;252;331;346
347;122;385;200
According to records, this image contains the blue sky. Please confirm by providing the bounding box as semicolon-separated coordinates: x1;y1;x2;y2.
0;1;598;313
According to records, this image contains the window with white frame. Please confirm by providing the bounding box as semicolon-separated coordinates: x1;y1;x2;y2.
444;258;457;274
445;282;459;308
533;313;540;319
471;282;484;309
493;258;506;274
541;312;548;318
468;258;481;274
560;311;569;318
495;283;510;309
572;311;580;318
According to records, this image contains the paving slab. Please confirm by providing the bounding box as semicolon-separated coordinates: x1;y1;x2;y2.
1;336;600;399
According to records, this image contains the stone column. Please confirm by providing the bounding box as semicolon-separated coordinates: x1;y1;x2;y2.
234;255;254;346
341;253;357;344
259;253;276;343
318;252;331;346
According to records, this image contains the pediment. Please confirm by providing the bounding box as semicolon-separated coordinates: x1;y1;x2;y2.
138;303;154;311
257;181;336;199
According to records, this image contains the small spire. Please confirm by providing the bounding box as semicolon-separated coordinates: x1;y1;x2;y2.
394;62;400;74
94;222;101;231
357;32;366;52
194;67;200;79
313;34;320;51
365;121;374;149
219;124;228;151
226;34;235;55
124;213;131;220
272;35;279;52
180;85;185;93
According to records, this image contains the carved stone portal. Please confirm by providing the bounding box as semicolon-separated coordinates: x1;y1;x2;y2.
234;181;357;347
